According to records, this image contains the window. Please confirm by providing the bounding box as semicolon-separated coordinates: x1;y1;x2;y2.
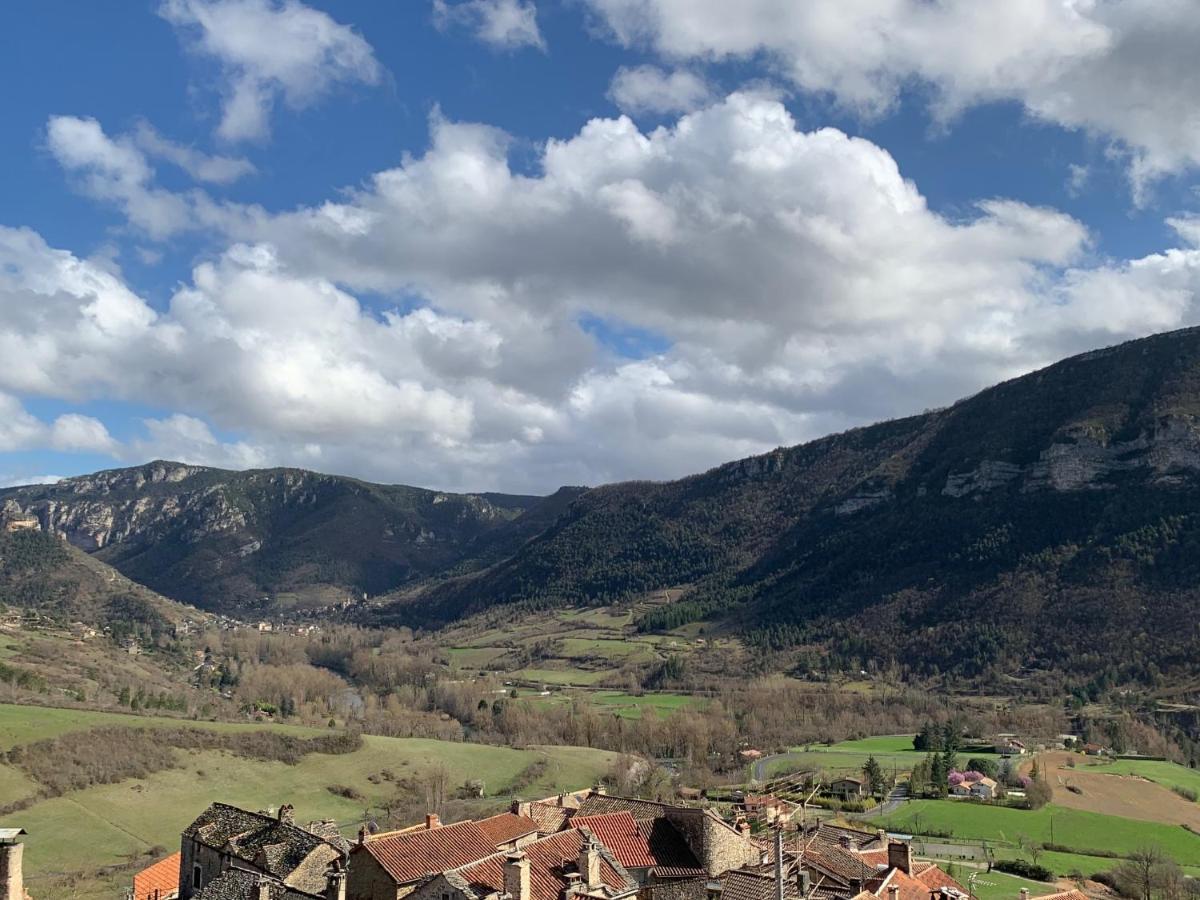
193;865;203;889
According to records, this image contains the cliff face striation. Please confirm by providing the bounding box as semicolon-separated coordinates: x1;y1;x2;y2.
0;462;549;613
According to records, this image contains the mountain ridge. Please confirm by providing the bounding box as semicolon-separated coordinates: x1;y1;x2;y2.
9;328;1200;688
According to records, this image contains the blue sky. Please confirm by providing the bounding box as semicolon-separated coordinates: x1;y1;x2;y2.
1;0;1199;492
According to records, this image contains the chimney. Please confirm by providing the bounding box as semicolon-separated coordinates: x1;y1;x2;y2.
578;836;601;890
257;876;273;900
738;819;751;835
887;840;912;875
798;871;812;897
512;800;532;818
0;828;26;900
325;863;346;900
877;829;887;846
426;813;441;830
888;885;899;900
1020;891;1030;900
505;852;531;900
358;826;369;846
592;783;607;797
838;834;853;850
278;804;295;825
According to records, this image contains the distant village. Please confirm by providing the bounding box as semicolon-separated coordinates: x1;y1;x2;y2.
1;785;1092;900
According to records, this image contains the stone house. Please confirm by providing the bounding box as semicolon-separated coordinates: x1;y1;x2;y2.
825;778;866;802
178;803;347;900
348;817;498;900
567;812;704;900
572;792;761;880
407;828;637;900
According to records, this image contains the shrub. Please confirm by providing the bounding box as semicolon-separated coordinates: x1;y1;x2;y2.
994;860;1053;882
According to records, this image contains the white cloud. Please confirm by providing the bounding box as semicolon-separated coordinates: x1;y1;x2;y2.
583;0;1200;190
0;393;115;455
133;121;256;184
159;0;382;142
433;0;545;50
608;65;711;115
0;474;64;489
16;94;1200;490
46;116;192;239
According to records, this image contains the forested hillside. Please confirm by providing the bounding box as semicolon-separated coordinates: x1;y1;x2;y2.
0;463;552;614
383;327;1200;689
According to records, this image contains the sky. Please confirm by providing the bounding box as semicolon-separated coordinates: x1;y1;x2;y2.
1;0;1199;494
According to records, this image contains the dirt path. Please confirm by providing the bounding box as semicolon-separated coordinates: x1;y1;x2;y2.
1028;751;1200;828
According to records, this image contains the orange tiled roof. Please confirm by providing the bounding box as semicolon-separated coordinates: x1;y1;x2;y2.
359;820;497;886
571;812;658;869
454;828;635;900
133;851;180;900
478;813;540;847
1031;892;1090;900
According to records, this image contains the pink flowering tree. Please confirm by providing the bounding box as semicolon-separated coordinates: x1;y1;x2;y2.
947;770;965;787
964;770;984;782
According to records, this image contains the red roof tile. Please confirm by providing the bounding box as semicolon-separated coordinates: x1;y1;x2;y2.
455;829;634;900
571;813;658;869
359;820;497;885
133;851;180;900
479;813;540;847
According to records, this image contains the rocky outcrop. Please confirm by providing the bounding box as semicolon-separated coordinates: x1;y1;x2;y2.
942;415;1200;497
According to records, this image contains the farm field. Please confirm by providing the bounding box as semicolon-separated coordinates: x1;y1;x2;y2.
762;734;1003;780
0;701;323;750
877;800;1200;867
590;691;701;718
0;703;618;900
1034;751;1200;827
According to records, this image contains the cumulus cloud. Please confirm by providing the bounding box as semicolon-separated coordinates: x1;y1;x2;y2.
0;394;116;455
133;121;256;184
608;65;711;115
18;94;1200;490
433;0;545;50
160;0;382;142
583;0;1200;191
46;116;192;239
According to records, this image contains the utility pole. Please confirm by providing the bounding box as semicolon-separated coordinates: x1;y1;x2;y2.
774;826;785;900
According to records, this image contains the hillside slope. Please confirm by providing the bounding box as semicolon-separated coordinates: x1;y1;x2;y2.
0;463;548;613
0;528;200;641
386;327;1200;688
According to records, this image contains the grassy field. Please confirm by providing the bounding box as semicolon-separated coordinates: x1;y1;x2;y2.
511;667;613;685
762;734;1003;780
0;702;323;750
0;703;618;900
947;867;1053;900
878;800;1200;866
590;691;701;719
1088;757;1200;797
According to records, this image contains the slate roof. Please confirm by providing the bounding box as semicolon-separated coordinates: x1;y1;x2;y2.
478;813;540;847
526;802;575;835
133;851;180;900
574;794;671;822
722;869;800;900
357;820;498;886
183;803;344;894
450;828;637;900
194;868;323;900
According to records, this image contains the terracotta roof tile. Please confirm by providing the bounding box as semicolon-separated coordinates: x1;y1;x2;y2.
359;820;497;886
571;813;658;869
133;851;180;900
479;813;540;847
454;829;636;900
